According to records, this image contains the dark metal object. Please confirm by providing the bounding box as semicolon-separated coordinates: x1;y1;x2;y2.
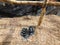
28;26;35;35
20;28;29;38
20;26;35;39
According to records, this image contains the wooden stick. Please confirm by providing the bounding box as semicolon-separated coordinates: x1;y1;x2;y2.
37;0;47;26
37;7;46;26
0;0;60;6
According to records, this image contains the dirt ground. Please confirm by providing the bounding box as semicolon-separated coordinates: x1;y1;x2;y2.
0;15;60;45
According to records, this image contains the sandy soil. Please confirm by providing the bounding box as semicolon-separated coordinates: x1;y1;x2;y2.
0;15;60;45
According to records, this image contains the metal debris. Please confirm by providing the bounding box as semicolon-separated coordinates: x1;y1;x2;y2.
20;26;35;39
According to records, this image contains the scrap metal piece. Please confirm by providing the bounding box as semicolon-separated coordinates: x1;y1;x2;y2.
20;26;35;39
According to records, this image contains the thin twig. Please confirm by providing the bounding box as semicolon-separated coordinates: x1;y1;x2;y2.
37;0;47;26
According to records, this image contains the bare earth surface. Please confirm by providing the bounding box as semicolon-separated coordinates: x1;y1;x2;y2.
0;15;60;45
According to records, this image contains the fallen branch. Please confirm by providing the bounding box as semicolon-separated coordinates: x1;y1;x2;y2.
0;0;60;6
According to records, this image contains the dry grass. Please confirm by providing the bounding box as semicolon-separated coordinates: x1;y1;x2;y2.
0;15;60;45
